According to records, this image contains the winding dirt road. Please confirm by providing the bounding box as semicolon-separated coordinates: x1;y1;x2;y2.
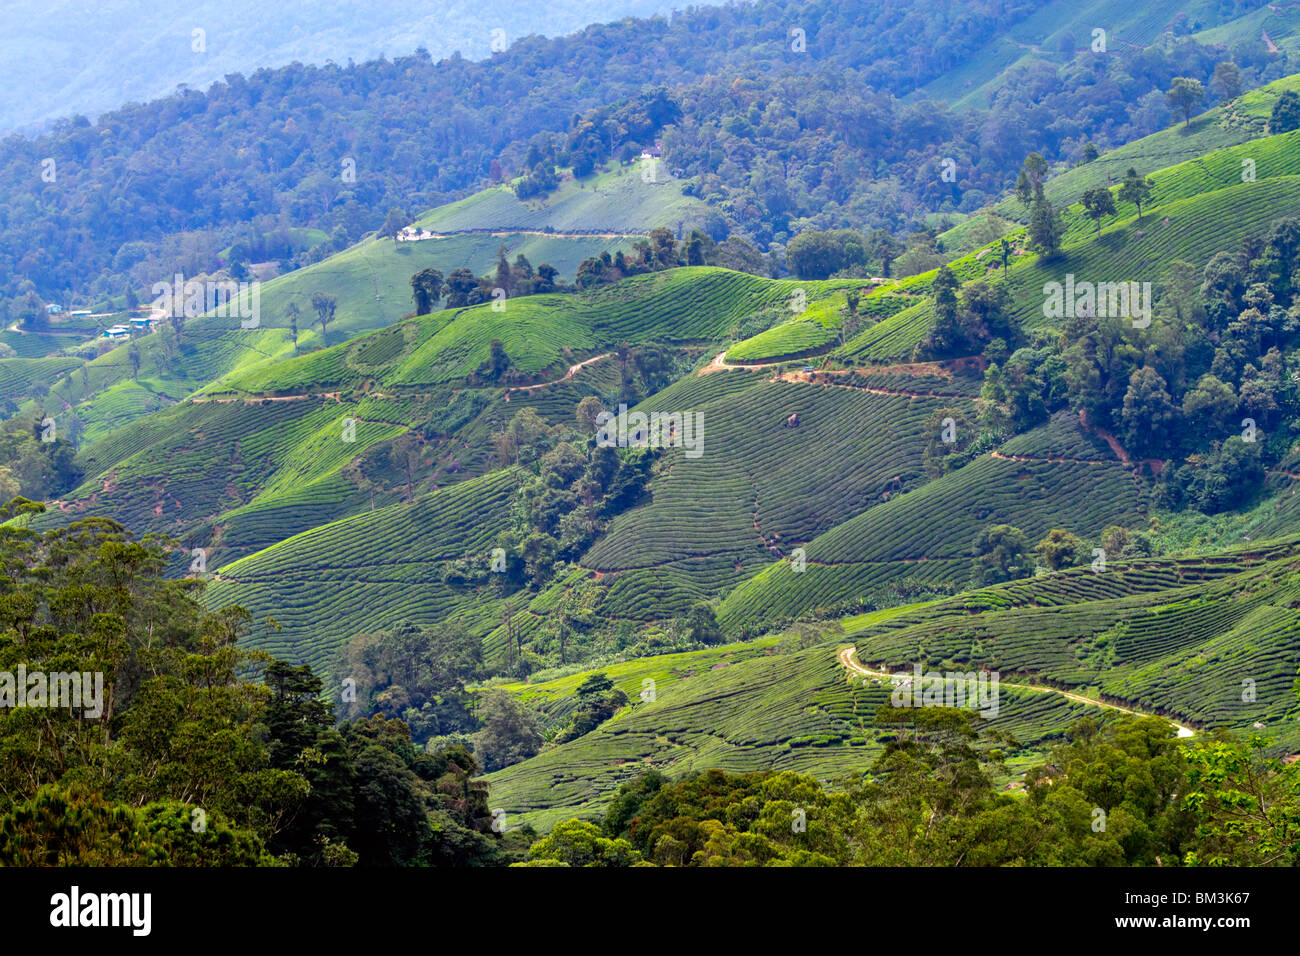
838;646;1195;738
401;228;642;241
506;352;612;394
700;349;785;374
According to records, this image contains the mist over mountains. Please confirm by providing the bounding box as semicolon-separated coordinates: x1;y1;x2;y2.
0;0;673;132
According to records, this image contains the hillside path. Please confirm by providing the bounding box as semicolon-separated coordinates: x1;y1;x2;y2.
701;350;783;373
701;354;972;400
506;353;612;394
838;646;1195;738
401;228;643;241
6;321;88;338
990;451;1110;466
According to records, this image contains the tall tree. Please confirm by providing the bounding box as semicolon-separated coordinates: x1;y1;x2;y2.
972;524;1033;585
285;301;300;352
444;268;479;308
1117;168;1153;221
1015;152;1049;207
1081;186;1117;235
494;245;512;295
410;268;445;316
379;207;408;242
868;228;903;278
1271;90;1300;134
1165;77;1205;128
310;292;336;342
1121;366;1177;458
1028;197;1064;256
1210;61;1242;101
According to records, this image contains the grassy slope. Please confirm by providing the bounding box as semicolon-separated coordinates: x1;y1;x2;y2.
1193;4;1300;53
483;97;1300;829
582;372;977;622
917;0;1269;110
488;535;1300;830
417;163;711;234
39;268;861;668
29;162;708;446
848;105;1300;365
993;73;1300;221
23;65;1300;830
205;468;521;672
49;113;1300;675
155;108;1300;670
717;411;1148;630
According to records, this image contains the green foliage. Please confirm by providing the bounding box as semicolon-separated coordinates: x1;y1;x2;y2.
1034;528;1085;572
1183;735;1300;866
686;603;723;645
411;268;445;316
527;715;1297;867
974;524;1034;585
1211;61;1242;102
917;270;1017;359
0;786;271;866
1271;89;1300;134
522;819;643;866
0;519;295;863
21;60;1300;871
1080;185;1117;235
470;689;545;772
335;620;483;747
1028;197;1065;256
1166;76;1206;127
787;230;869;280
0;417;81;500
553;672;629;745
1117;168;1153;220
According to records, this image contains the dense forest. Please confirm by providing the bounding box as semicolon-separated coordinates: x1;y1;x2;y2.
1;0;1284;316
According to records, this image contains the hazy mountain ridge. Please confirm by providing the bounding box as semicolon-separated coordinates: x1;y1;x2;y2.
0;0;675;133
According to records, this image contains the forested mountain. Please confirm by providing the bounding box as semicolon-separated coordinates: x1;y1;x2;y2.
0;0;674;133
1;0;1286;319
4;0;1300;876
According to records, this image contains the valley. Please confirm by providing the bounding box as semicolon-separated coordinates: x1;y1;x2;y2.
1;0;1299;876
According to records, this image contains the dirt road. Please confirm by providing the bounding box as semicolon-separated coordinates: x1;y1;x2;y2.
838;645;1195;738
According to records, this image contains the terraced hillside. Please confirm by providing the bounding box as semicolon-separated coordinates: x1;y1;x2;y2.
416;163;711;235
918;2;1300;114
212;268;834;398
13;61;1300;849
34;98;1300;696
846;117;1300;363
487;537;1300;829
583;371;978;621
23;165;704;449
937;72;1300;255
717;411;1148;631
484;641;1103;831
1007;175;1300;329
33;268;867;662
206;469;522;671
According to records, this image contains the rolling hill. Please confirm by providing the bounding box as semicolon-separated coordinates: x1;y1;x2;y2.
14;161;707;448
12;54;1300;843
